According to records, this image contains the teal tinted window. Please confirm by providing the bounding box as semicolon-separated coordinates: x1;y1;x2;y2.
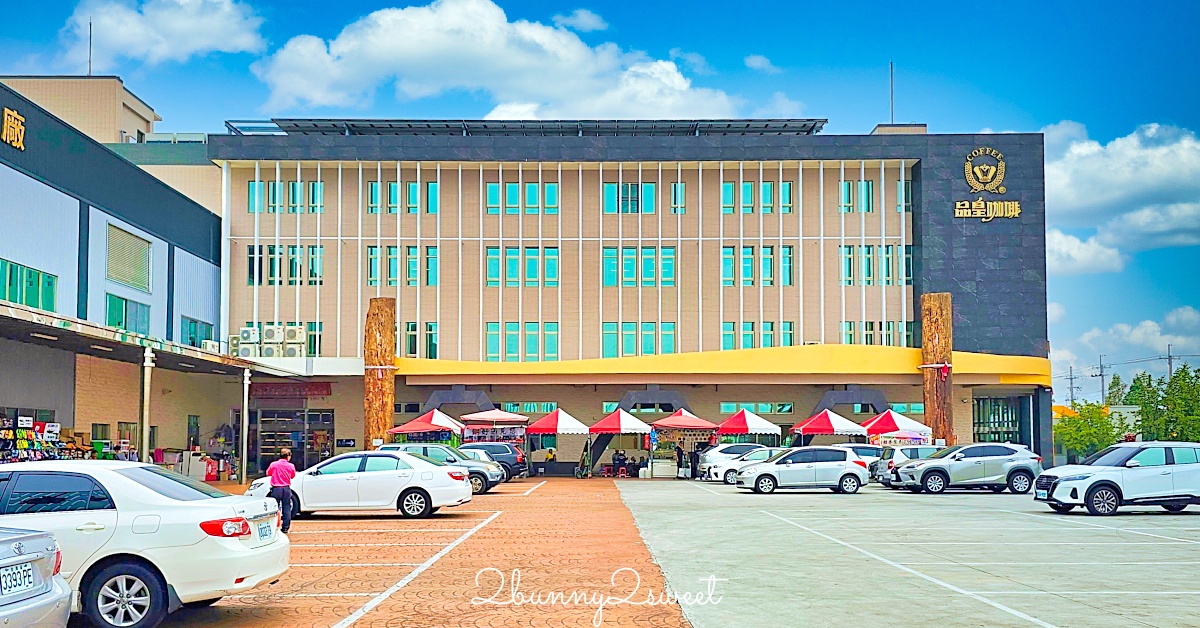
544;248;559;287
602;322;618;358
602;247;618;287
486;247;500;287
661;247;675;287
486;183;500;214
603;183;618;214
544;183;559;215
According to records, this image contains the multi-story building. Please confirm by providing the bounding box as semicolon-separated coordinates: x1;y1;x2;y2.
152;118;1052;470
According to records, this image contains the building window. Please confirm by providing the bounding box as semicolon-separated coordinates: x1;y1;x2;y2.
661;322;676;354
307;322;323;356
761;181;774;214
504;322;519;361
0;258;57;313
641;322;655;355
863;321;876;345
762;321;775;348
762;246;774;287
266;245;281;286
781;181;793;214
505;247;519;287
782;322;795;347
544;322;559;361
862;245;875;286
670;182;686;214
781;246;794;286
661;247;675;287
904;321;916;348
641;247;656;287
524;322;539;362
719;402;794;415
898;179;912;213
286;246;302;286
180;317;213;348
385;246;399;287
840;181;854;213
883;244;895;286
545;183;559;215
603;183;617;214
525;182;539;215
603;183;644;214
524;247;540;287
841;321;855;345
721;247;735;286
247;181;264;214
367;182;381;214
385;181;399;214
485;322;500;361
544;248;559;287
267;181;283;213
741;181;754;214
883;321;895;347
642;183;657;214
426;181;439;214
91;423;111;442
904;245;914;286
287;181;302;213
741;322;755;349
486;182;501;215
859;180;875;213
367;246;380;286
602;247;617;287
421;322;437;359
308;181;324;213
405;182;420;214
404;246;418;287
403;322;418;357
721;322;735;350
741;246;754;286
106;294;150;335
486;247;500;287
840;245;855;286
602;322;618;358
307;246;324;285
106;224;151;292
621;183;641;213
621;247;636;287
974;397;1023;444
425;247;438;286
505;182;519;215
721;182;735;214
621;322;636;356
910;402;925;414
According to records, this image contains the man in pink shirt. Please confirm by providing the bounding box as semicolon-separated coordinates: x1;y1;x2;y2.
266;448;297;533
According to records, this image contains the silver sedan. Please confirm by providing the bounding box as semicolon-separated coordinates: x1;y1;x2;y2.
0;527;70;627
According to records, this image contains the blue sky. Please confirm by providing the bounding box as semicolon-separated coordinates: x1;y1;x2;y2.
3;0;1198;398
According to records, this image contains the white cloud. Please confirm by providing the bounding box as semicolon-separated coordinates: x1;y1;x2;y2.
669;48;713;75
252;0;738;118
1165;306;1200;332
750;92;803;118
1045;228;1124;275
1047;302;1066;325
1080;316;1200;355
1095;202;1200;251
61;0;263;72
743;54;780;74
551;8;607;32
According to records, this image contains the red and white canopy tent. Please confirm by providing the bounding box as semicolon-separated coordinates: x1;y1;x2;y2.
387;409;465;436
460;408;528;444
790;409;867;436
590;409;652;434
526;409;590;435
651;409;718;431
861;409;932;436
716;409;782;436
460;408;529;426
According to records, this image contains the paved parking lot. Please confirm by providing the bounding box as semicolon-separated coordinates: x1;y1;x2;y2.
619;480;1200;628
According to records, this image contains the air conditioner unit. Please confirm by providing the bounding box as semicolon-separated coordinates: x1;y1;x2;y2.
227;335;240;356
260;344;284;358
237;345;259;358
284;325;306;344
200;340;221;354
261;325;286;343
239;327;260;343
283;344;305;358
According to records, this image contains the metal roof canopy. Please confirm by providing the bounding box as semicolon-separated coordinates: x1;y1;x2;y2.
229;119;827;137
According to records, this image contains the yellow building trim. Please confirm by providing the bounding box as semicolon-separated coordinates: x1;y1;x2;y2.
395;345;1051;386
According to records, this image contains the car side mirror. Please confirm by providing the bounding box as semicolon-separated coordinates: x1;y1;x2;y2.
1125;460;1141;468
310;469;321;476
446;457;458;463
952;453;965;460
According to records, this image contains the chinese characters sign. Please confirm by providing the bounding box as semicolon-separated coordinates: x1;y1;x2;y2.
955;146;1019;222
1;108;25;151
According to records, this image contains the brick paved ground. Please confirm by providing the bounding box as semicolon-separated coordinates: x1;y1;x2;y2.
84;478;689;628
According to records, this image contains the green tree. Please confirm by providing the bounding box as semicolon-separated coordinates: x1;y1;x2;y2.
1105;373;1128;405
1125;371;1166;439
1162;364;1200;441
1057;401;1128;457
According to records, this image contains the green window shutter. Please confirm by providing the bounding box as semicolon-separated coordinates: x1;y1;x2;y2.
106;224;152;292
106;294;125;329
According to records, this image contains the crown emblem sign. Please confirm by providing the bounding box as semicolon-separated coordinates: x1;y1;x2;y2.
972;164;997;183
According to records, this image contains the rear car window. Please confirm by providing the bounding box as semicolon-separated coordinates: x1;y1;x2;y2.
1172;448;1199;465
726;445;756;455
4;473;111;514
115;466;229;501
815;450;847;462
406;452;444;466
881;448;895;460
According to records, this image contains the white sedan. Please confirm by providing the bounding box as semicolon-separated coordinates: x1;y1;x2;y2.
247;450;472;518
707;447;789;484
0;460;288;628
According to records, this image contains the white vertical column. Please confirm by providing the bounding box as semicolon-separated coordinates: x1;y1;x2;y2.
296;162;303;325
220;161;230;341
900;160;908;346
674;162;681;341
478;164;484;359
737;162;744;347
516;164;523;360
577;163;583;360
457;163;463;360
375;162;382;298
537;162;543;361
315;162;322;356
396;161;402;353
617;163;623;349
556;162;562;359
415;162;422;356
598;162;604;355
839;161;846;343
880;159;887;344
336;163;343;356
798;161;804;343
718;162;723;349
860;161;867;343
656;161;663;342
758;161;765;345
252;161;260;329
274;161;281;326
697;161;704;352
818;162;824;345
436;163;442;359
636;162;642;354
497;163;503;347
356;162;363;358
777;161;784;338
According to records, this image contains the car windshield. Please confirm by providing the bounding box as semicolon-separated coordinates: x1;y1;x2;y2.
406;452;445;466
764;449;793;463
446;446;474;460
927;446;965;459
1081;446;1137;467
881;448;895;460
116;466;230;501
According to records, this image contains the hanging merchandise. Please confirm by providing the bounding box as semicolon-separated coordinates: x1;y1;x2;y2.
0;420;89;463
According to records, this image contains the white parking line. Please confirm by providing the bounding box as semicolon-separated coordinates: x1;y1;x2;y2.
289;529;471;534
291;543;451;547
683;482;725;496
1001;510;1200;546
331;510;502;628
292;563;422;567
761;511;1058;628
975;591;1200;595
858;541;1183;545
229;593;380;599
899;561;1200;566
523;480;547;496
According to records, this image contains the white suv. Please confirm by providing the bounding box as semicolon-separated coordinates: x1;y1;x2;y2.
1034;441;1200;516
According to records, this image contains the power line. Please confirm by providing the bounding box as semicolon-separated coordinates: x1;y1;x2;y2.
1065;366;1081;405
1090;355;1107;403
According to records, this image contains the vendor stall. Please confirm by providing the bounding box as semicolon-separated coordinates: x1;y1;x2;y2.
789;409;866;445
861;409;932;446
650;410;718;478
526;409;589;476
387;409;465;447
460;408;528;445
589;409;651;478
716;409;783;446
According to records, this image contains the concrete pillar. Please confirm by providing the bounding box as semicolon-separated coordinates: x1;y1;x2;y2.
139;348;154;463
240;368;251;484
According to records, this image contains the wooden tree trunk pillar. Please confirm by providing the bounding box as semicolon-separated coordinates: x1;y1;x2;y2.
364;297;397;450
921;292;955;445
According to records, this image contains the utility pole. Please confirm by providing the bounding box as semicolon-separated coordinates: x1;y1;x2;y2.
1066;366;1080;406
889;60;894;124
1091;355;1107;404
88;18;93;76
1166;343;1175;380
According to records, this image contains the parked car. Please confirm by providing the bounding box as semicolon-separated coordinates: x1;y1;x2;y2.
459;448;496;464
459;442;528;481
697;443;765;480
873;445;942;486
895;443;1042;494
735;446;869;494
706;447;788;484
0;527;70;628
378;444;504;493
1034;441;1200;516
249;450;472;518
832;444;884;472
0;461;288;628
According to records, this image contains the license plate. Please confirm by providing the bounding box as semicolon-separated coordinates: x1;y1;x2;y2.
257;521;273;541
0;562;35;596
1035;490;1048;500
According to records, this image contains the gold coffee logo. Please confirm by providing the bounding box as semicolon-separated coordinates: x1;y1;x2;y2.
964;147;1005;194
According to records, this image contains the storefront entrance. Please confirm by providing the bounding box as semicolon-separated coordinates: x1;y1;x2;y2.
973;396;1032;446
245;408;335;473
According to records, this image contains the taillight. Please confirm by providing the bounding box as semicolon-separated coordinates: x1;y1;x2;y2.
52;549;62;576
200;517;252;537
276;510;282;529
448;471;467;481
888;460;895;470
852;460;867;469
515;447;525;463
1035;456;1043;463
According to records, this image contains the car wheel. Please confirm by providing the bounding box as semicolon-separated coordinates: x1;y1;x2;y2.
989;485;1007;493
755;475;776;494
291;494;307;519
501;464;513;482
921;472;948;494
84;561;168;628
399;489;433;518
1048;503;1075;513
1163;504;1188;513
182;597;222;609
839;475;861;494
1085;485;1120;516
469;474;486;494
1008;471;1034;495
723;470;738;485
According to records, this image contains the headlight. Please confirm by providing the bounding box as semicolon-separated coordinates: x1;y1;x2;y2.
1056;474;1093;482
249;479;265;488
